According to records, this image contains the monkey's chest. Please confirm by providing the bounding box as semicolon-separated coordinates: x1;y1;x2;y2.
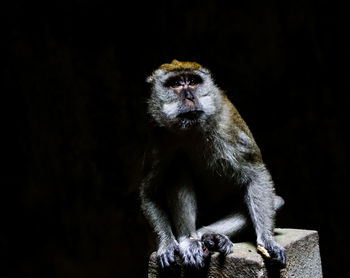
192;165;245;226
168;150;245;225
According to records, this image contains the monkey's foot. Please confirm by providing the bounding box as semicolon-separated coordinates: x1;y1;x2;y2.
201;233;234;255
179;238;209;268
156;241;179;268
257;241;286;268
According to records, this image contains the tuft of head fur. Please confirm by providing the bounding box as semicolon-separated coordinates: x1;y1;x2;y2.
158;59;203;71
146;59;210;84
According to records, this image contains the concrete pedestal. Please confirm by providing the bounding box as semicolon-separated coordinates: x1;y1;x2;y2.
148;228;322;278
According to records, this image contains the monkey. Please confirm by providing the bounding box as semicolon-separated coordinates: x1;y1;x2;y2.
140;59;286;269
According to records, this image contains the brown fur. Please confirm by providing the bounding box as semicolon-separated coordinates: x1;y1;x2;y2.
158;59;203;71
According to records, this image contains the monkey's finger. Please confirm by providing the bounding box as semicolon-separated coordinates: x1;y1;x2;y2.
159;256;166;268
194;253;205;268
216;236;234;255
222;242;234;255
158;257;164;268
275;250;286;268
158;254;170;268
167;251;177;264
269;245;286;268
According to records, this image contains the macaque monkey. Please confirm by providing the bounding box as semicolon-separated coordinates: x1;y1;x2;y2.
140;60;286;269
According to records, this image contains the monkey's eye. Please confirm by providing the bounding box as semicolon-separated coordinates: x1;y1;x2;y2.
164;76;184;88
187;74;203;86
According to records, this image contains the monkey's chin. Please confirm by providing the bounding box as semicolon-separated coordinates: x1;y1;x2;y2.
177;110;204;120
176;111;204;129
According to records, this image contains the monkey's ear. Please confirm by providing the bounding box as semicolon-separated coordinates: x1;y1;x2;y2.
146;69;167;84
199;68;211;75
146;75;154;83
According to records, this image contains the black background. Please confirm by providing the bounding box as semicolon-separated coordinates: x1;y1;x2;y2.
3;0;349;277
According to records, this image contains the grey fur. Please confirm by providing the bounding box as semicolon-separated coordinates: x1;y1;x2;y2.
140;66;286;269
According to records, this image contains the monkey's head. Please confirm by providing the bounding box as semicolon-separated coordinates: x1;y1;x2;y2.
146;60;222;130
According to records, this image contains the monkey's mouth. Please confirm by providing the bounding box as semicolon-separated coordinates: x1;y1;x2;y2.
177;110;204;120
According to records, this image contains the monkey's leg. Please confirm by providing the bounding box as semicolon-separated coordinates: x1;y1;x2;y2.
197;213;247;238
197;194;284;238
169;182;209;268
245;165;286;267
196;195;284;255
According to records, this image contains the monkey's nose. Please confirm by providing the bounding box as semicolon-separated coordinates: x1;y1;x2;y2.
184;89;195;101
185;99;195;108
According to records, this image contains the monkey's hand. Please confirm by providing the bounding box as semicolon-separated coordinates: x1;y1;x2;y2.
178;237;209;268
257;239;286;268
201;233;234;255
156;240;179;268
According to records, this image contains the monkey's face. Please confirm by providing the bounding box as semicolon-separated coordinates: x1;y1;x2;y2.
147;69;221;129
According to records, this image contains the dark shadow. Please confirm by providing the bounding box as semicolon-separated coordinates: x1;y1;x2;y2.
158;265;182;278
265;260;282;278
216;253;227;267
157;255;210;278
182;264;210;278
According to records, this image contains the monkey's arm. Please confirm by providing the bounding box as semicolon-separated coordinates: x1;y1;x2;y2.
140;153;179;268
141;181;179;268
168;179;210;267
244;164;286;267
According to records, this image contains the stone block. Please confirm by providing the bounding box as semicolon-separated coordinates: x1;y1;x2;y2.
148;228;322;278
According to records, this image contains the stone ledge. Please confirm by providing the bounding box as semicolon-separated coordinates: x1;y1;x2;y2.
148;228;322;278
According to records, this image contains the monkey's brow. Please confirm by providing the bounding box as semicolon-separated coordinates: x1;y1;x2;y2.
164;74;203;87
163;75;184;87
